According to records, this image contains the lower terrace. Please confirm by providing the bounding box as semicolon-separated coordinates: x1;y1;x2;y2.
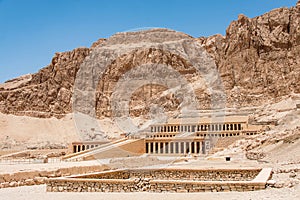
47;167;272;193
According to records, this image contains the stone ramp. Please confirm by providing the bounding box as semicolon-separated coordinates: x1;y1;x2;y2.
209;136;242;154
0;150;29;159
213;136;242;149
62;138;127;160
64;139;145;161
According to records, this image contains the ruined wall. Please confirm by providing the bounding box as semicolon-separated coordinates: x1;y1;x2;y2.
75;168;261;181
47;178;266;193
46;168;267;193
0;164;109;189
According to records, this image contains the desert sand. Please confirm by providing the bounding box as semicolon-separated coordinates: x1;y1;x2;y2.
0;182;299;200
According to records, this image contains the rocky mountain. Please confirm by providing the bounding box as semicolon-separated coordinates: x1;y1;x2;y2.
0;48;90;118
0;1;300;119
198;1;300;108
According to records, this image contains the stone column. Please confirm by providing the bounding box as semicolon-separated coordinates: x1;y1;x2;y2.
158;142;161;154
148;142;151;154
173;142;176;154
200;141;203;154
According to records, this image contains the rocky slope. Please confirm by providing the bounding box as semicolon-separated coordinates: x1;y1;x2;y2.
0;2;299;120
0;48;90;118
198;2;300;108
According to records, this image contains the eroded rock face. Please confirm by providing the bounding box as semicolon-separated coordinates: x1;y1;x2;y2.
129;84;181;118
0;3;299;119
0;48;90;118
198;5;300;108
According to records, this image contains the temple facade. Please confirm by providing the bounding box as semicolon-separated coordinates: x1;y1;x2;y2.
69;116;266;159
143;116;263;156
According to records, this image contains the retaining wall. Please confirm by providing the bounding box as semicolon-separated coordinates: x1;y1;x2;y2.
0;165;109;189
74;168;261;181
47;168;272;193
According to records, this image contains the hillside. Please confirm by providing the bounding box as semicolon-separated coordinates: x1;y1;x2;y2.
0;3;299;119
0;2;299;149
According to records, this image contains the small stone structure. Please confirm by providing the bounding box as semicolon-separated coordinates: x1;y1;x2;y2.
47;168;272;193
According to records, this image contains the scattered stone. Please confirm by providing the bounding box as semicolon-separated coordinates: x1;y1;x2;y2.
267;180;276;187
34;177;47;184
245;151;266;160
289;172;297;178
24;179;35;186
9;181;18;187
274;181;285;188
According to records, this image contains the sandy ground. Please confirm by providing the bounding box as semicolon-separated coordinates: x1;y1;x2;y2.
0;113;125;150
0;113;79;149
0;155;272;174
0;184;299;200
0;156;299;200
0;160;103;174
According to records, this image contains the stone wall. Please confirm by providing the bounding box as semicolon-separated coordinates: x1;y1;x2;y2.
47;177;266;193
74;168;261;181
47;168;269;193
0;165;109;189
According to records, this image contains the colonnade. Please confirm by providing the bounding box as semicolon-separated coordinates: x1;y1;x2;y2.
72;144;99;153
145;141;207;154
150;123;243;133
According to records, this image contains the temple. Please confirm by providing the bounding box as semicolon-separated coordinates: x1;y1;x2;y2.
67;115;267;160
144;116;263;155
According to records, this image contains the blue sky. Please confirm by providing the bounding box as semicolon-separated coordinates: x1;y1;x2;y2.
0;0;297;83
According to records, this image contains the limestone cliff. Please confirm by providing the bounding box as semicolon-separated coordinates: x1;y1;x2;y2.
0;48;90;118
198;3;300;107
0;2;300;119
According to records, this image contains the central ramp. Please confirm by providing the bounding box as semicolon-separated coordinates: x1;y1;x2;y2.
64;139;145;161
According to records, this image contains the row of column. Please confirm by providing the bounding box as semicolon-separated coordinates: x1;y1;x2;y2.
145;141;208;154
197;132;240;138
73;144;99;153
151;123;242;133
